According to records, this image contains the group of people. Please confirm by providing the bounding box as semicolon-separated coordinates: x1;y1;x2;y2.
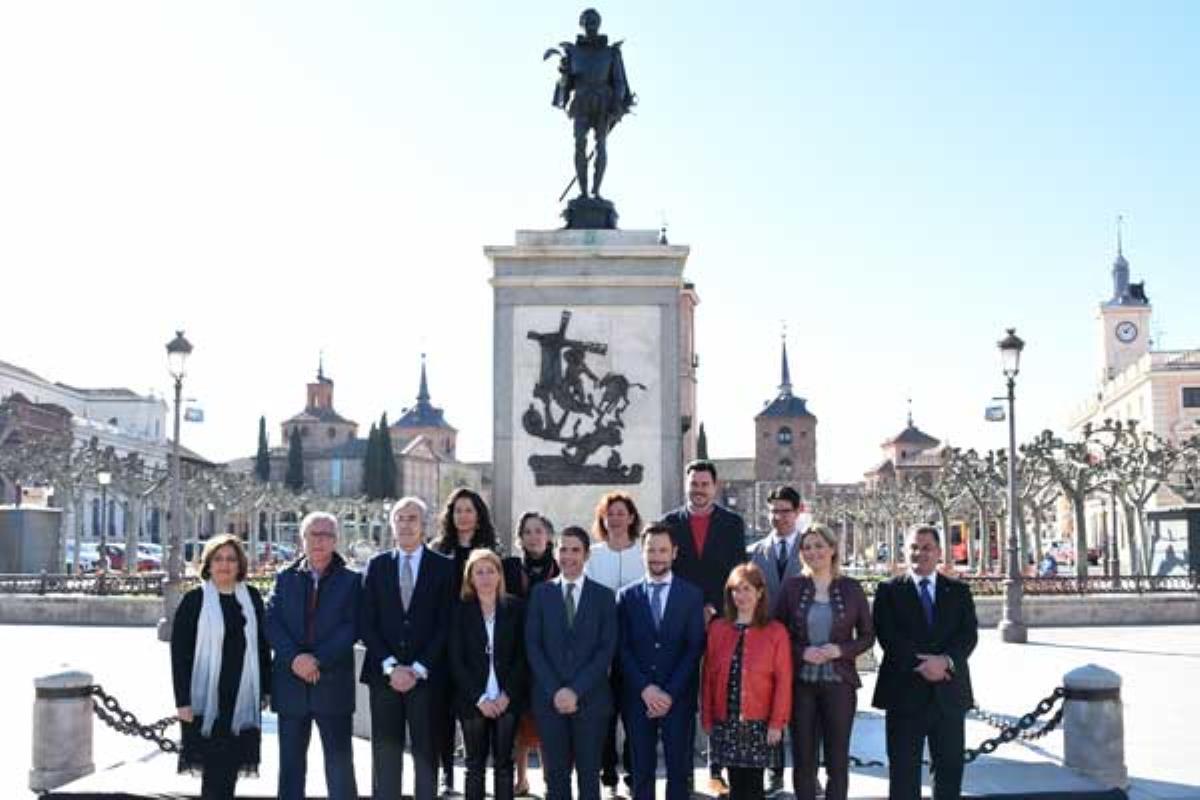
169;460;978;800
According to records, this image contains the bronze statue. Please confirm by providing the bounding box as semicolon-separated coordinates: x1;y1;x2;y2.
545;8;636;228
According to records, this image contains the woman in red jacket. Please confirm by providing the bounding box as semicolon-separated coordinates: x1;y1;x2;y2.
775;524;875;800
702;563;792;800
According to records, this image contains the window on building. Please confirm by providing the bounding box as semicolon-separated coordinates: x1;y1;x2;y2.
328;427;337;439
778;458;793;479
1184;387;1200;408
777;427;793;445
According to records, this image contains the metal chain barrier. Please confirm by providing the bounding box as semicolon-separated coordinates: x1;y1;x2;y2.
846;685;1067;769
963;686;1065;763
89;684;180;754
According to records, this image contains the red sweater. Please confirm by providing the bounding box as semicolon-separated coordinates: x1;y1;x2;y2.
702;619;792;731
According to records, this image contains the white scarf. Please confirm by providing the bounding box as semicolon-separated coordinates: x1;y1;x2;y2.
190;580;261;737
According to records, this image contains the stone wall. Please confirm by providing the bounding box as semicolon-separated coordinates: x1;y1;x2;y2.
971;593;1200;626
0;594;161;626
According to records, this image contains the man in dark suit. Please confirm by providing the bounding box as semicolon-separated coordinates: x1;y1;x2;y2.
746;486;808;613
360;497;455;800
525;526;618;800
617;525;706;800
267;512;361;800
661;459;747;794
872;526;978;800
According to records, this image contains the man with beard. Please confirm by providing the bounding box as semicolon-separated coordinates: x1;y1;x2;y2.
616;525;706;800
661;460;747;795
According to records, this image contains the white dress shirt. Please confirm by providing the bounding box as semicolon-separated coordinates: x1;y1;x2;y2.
908;567;938;607
478;611;501;704
558;575;586;613
383;546;430;679
645;573;673;613
586;542;645;592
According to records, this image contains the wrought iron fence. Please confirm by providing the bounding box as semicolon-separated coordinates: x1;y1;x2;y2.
0;572;166;595
959;574;1199;595
1;570;1194;597
848;572;1197;595
0;572;277;596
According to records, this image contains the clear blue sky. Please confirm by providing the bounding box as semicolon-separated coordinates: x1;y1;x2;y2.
1;2;1197;482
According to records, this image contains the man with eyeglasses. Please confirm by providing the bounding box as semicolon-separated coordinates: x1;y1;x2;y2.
746;485;808;794
267;511;361;800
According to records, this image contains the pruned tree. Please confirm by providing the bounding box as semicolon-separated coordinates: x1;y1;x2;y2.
943;448;1002;573
1093;420;1184;575
1025;428;1107;579
911;469;962;568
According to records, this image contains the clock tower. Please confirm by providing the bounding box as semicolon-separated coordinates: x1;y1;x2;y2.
1098;226;1152;383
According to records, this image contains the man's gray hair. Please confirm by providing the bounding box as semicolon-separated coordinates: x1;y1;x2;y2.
390;496;428;528
300;511;339;537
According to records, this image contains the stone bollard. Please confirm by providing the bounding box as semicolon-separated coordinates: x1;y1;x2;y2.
30;669;96;793
1062;664;1128;789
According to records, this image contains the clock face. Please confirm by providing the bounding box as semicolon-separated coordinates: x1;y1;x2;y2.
1116;321;1139;343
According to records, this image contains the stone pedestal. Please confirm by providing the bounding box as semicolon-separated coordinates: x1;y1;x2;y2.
487;229;691;541
29;669;95;793
1063;664;1128;789
563;197;618;230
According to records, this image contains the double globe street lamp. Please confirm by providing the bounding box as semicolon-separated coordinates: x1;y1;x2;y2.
997;328;1028;644
158;330;193;642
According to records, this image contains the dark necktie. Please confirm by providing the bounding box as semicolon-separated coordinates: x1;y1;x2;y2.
919;577;935;628
776;539;789;581
650;582;666;629
565;582;577;628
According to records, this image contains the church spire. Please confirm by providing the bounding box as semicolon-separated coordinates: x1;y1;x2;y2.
317;350;326;382
1111;214;1131;302
906;396;914;429
417;353;430;405
779;328;793;396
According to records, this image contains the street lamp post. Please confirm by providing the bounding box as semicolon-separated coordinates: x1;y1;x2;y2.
157;330;193;642
997;328;1028;644
97;470;112;572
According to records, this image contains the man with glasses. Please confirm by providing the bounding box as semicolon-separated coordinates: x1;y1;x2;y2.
747;485;808;794
267;511;361;800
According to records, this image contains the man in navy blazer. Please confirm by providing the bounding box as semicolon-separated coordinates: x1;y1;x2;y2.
617;525;706;800
267;512;361;800
525;525;618;800
359;497;455;800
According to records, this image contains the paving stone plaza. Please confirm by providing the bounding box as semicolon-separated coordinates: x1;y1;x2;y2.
6;623;1198;799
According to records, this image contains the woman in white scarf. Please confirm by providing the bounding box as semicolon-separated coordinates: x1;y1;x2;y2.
171;534;271;800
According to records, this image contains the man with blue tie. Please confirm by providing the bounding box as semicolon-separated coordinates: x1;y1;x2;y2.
359;497;455;800
525;525;618;800
872;526;978;800
617;525;706;800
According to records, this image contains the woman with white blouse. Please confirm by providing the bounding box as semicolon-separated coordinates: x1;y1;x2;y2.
585;491;645;797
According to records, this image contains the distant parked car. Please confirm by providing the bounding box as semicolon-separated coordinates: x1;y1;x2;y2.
64;542;100;573
1047;540;1075;566
97;543;160;572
